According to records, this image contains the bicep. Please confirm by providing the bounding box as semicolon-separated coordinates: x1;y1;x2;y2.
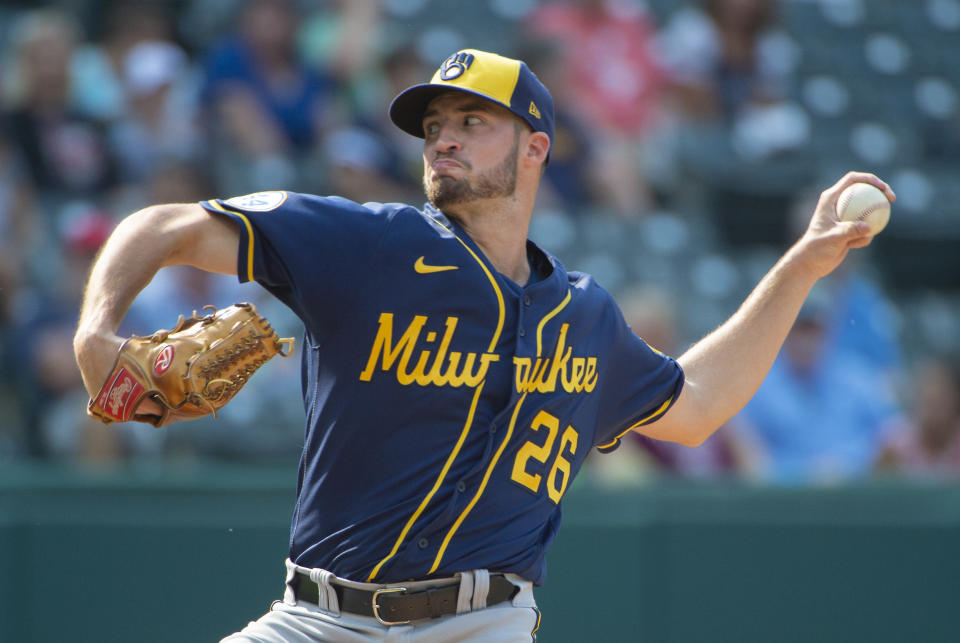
161;203;240;276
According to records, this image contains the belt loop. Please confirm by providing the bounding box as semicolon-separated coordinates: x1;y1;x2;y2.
283;559;299;605
457;571;475;614
309;568;341;615
471;569;490;611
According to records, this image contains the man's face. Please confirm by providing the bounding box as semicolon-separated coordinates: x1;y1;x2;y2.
421;92;522;211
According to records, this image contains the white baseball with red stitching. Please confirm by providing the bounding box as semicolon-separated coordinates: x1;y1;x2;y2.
836;182;891;236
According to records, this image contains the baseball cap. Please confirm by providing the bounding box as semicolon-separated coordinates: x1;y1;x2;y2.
389;49;555;155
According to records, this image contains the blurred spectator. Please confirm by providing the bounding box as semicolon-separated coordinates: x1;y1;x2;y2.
731;286;910;485
313;39;437;204
526;0;667;217
0;123;34;456
8;208;146;461
658;0;786;124
108;40;201;184
3;8;119;205
71;1;178;122
0;119;35;323
200;0;338;192
321;125;418;204
515;40;596;215
658;0;812;246
528;0;665;137
876;355;960;479
299;0;383;85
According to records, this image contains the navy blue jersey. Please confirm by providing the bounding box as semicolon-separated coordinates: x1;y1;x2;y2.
201;191;683;585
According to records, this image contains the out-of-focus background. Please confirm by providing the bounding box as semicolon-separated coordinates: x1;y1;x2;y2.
0;0;959;641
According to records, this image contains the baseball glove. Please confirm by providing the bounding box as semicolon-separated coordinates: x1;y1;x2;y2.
87;302;294;426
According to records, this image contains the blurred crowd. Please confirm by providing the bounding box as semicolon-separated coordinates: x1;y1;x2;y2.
1;0;959;487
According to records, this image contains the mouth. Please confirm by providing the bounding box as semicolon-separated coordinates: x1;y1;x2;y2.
432;158;464;173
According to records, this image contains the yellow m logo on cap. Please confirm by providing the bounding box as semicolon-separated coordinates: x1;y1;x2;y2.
431;49;521;108
440;52;475;81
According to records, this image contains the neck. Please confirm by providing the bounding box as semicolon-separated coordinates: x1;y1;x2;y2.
445;197;533;285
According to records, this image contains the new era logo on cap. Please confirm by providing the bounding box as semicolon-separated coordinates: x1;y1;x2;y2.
388;48;555;158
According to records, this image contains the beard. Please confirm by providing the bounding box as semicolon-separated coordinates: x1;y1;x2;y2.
424;135;519;211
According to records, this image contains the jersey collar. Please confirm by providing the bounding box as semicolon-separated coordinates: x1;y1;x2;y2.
422;203;561;290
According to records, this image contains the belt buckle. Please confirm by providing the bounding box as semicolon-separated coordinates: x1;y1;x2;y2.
372;586;409;625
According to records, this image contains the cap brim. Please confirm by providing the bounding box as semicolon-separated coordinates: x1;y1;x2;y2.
389;83;508;139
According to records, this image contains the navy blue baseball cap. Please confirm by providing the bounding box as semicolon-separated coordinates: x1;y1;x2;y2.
390;49;555;156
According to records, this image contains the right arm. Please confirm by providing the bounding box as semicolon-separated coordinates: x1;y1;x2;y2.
73;203;239;402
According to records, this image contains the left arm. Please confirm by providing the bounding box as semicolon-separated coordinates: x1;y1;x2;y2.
638;172;895;447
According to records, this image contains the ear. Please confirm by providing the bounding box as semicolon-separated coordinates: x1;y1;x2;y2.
523;131;550;168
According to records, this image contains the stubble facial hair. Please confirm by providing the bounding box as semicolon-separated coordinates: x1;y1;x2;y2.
425;129;520;211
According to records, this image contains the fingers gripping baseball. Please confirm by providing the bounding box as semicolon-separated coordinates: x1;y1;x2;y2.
798;171;896;277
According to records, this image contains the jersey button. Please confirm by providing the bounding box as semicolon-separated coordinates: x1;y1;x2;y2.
523;295;531;306
519;327;526;337
456;481;467;493
418;538;429;549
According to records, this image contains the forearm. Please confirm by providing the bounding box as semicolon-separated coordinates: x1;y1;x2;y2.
676;246;818;440
635;172;892;447
78;205;183;334
73;203;238;398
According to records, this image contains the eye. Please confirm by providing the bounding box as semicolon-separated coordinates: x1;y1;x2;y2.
465;115;482;126
424;122;440;137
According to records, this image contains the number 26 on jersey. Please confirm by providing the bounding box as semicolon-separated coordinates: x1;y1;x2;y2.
511;410;579;504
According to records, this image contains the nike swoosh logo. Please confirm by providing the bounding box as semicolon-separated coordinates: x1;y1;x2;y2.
415;256;459;274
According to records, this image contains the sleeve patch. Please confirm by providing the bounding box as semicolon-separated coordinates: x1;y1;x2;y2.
223;191;288;212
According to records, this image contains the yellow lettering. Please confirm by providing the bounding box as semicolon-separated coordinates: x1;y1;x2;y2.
541;324;572;393
511;322;602;395
424;317;459;386
513;357;532;393
360;313;498;388
564;358;585;393
583;358;598;392
472;354;500;387
529;358;550;393
409;350;432;386
359;314;426;382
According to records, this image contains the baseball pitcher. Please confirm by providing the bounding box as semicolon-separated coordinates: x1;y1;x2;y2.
73;49;893;642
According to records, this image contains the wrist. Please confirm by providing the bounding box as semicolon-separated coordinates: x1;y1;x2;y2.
779;239;825;288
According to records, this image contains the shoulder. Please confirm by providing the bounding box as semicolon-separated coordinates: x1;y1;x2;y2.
210;191;420;220
566;268;616;306
560;267;628;329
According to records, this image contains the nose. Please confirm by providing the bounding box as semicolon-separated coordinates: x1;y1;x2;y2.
430;122;461;155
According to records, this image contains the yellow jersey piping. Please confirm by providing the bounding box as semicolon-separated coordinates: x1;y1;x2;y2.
451;236;505;351
367;383;486;581
207;200;255;282
428;289;569;574
536;290;570;356
368;226;506;580
596;394;676;450
429;390;528;574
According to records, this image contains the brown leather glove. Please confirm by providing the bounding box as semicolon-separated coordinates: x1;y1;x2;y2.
87;302;294;426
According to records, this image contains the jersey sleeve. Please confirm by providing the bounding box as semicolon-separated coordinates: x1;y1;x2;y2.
593;299;684;453
199;191;392;335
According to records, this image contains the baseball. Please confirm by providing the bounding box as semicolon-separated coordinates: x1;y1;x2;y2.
836;182;891;236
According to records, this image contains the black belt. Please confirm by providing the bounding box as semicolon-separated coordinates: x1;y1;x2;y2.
291;571;518;625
